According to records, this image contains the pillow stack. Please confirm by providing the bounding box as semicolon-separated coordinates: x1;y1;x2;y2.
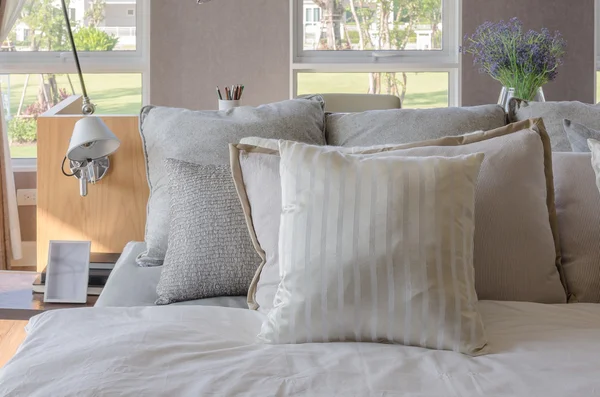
138;96;586;356
138;98;327;304
231;118;568;355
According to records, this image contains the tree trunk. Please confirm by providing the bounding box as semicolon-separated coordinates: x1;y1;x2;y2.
400;72;408;103
348;1;364;50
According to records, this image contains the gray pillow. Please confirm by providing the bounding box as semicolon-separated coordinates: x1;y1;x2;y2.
156;159;260;305
553;152;600;303
509;99;600;151
563;119;600;152
137;98;326;267
325;104;506;147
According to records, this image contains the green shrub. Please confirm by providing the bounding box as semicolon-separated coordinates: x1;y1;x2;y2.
8;118;37;144
73;27;119;51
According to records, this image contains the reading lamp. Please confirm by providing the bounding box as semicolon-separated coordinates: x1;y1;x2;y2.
59;0;121;197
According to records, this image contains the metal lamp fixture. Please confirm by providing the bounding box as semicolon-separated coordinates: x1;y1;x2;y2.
59;0;120;197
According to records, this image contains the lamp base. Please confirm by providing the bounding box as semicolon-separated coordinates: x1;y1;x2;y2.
69;157;110;197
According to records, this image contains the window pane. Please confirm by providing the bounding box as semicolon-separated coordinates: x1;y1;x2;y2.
297;72;448;108
3;0;137;52
1;73;142;159
301;0;442;51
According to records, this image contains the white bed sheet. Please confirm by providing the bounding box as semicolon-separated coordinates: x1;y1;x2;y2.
1;301;600;396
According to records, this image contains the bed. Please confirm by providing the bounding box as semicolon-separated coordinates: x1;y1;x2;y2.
1;301;600;396
13;100;600;396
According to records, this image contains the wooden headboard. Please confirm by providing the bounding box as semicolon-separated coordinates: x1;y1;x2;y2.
36;107;148;271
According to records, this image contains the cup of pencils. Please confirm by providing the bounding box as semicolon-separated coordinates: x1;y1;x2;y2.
217;84;244;110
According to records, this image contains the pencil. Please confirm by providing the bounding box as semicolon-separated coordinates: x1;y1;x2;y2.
216;86;222;100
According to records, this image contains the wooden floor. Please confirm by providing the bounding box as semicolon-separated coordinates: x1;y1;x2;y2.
0;320;27;368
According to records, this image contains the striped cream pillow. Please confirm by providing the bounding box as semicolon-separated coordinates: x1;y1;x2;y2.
258;141;488;355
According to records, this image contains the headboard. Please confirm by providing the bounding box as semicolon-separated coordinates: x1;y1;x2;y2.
36;100;148;271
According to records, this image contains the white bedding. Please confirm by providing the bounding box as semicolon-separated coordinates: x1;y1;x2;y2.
1;301;600;396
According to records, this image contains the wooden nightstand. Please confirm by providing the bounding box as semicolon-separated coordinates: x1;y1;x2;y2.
0;271;97;368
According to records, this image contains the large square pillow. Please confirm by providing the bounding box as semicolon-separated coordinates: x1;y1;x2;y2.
231;119;567;311
325;104;506;147
553;152;600;303
257;141;488;356
155;159;260;305
508;99;600;151
137;98;326;266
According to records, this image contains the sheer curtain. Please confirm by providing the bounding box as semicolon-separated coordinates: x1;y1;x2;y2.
0;0;27;269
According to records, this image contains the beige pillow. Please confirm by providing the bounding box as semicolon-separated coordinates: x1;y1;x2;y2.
553;151;600;303
257;140;488;356
231;119;567;311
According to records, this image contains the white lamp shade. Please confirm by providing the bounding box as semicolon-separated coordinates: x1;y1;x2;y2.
67;117;121;161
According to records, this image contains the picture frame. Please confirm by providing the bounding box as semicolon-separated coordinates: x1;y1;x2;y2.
44;240;91;304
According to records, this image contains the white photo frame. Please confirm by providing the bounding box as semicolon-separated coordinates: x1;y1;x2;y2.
44;241;91;304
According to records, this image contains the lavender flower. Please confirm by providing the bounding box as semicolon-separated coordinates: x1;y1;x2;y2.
461;18;566;100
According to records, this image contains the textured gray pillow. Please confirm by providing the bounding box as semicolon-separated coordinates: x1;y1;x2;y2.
563;119;600;152
156;159;260;305
509;99;600;151
325;104;506;147
137;98;326;267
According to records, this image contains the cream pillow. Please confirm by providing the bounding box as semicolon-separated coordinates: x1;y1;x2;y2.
257;141;487;355
588;139;600;194
232;119;567;311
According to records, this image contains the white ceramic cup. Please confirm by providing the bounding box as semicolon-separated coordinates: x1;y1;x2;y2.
218;100;240;110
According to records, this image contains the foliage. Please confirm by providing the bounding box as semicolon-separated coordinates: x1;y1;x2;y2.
23;87;70;118
312;0;443;101
462;18;566;100
20;0;72;51
73;27;119;51
85;0;107;27
8;118;37;144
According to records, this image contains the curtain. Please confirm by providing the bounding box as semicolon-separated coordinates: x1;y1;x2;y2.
0;0;27;269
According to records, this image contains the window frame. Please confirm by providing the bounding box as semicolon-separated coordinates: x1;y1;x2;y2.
1;1;150;168
290;0;462;107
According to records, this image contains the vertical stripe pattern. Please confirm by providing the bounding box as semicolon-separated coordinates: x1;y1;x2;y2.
258;141;488;356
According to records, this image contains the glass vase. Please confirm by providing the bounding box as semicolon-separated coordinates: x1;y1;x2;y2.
498;87;545;112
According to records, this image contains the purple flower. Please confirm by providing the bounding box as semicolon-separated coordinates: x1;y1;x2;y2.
461;18;566;99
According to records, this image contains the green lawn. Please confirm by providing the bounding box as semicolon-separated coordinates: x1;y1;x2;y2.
297;72;449;108
2;73;142;158
4;72;449;158
4;73;142;116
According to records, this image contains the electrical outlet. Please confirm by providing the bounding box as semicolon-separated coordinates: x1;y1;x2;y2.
17;189;37;206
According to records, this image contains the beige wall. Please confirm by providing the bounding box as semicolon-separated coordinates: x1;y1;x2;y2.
149;0;290;110
462;0;596;105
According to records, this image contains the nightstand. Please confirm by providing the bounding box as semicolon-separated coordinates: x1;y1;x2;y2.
0;271;97;320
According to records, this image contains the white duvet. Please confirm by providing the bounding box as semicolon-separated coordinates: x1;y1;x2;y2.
1;301;600;397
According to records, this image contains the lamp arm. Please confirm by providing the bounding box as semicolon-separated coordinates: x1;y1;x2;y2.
60;0;95;115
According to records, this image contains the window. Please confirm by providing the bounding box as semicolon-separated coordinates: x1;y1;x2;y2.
292;0;460;108
0;0;148;162
1;73;142;158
